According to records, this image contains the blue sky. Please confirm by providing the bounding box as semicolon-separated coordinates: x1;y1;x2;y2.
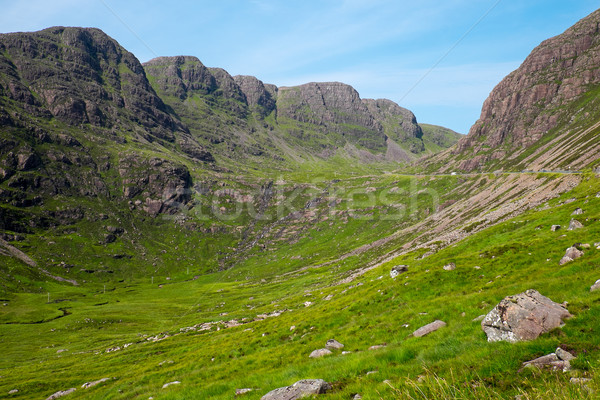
0;1;598;134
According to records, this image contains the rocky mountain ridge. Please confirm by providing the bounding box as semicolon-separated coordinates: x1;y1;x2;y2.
435;9;600;172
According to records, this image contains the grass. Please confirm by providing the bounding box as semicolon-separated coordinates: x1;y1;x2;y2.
1;171;600;399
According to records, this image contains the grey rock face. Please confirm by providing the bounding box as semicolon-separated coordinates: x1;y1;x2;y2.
412;320;447;337
261;379;331;400
482;289;571;342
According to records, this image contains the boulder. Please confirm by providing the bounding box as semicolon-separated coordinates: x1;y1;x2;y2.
568;219;584;230
551;225;561;231
522;348;574;372
559;246;583;265
325;339;344;350
261;379;331;400
590;279;600;292
309;348;332;358
481;289;571;342
572;208;584;215
443;262;456;271
412;320;447;337
390;265;408;278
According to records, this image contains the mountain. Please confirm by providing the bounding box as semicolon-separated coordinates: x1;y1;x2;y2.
143;56;457;164
427;9;600;172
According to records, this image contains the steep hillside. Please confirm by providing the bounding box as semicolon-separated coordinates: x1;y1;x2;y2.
419;123;463;153
426;9;600;172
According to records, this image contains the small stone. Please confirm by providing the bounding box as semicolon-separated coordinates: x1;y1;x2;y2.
368;345;386;350
443;262;456;271
590;279;600;292
551;225;561;231
309;348;332;358
290;325;296;331
261;379;331;400
236;388;253;396
366;371;378;375
162;381;180;389
8;389;18;394
81;378;111;389
342;351;352;355
353;395;362;400
472;315;485;322
572;208;584;215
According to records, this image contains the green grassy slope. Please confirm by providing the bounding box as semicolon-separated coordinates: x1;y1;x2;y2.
1;172;599;399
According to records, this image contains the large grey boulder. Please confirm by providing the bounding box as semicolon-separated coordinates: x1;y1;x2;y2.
412;320;447;337
481;290;571;342
261;379;331;400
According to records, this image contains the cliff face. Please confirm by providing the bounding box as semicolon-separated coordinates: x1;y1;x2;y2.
453;9;600;171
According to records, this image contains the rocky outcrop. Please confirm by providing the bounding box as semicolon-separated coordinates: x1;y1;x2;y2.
482;290;571;342
364;98;425;154
277;82;386;150
118;156;193;216
261;379;331;400
453;9;600;171
234;75;277;116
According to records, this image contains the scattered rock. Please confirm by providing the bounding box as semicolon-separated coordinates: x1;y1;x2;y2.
568;219;584;230
481;289;571;342
236;388;254;396
390;265;408;278
81;378;111;389
560;246;584;265
162;381;180;389
522;350;573;372
590;279;600;292
261;379;331;400
555;347;576;361
551;225;561;231
368;344;386;351
46;388;76;400
8;389;18;394
366;371;378;375
325;339;344;350
309;348;332;358
443;262;456;271
412;320;447;337
570;378;591;385
572;208;584;215
353;395;362;399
